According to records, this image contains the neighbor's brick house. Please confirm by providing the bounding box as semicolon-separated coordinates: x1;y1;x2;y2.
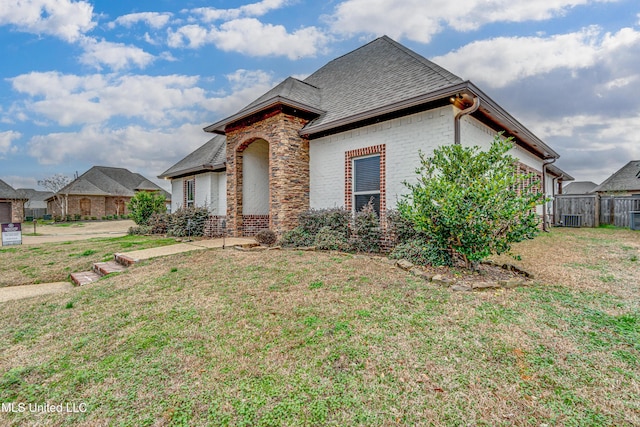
0;179;26;223
48;166;170;218
160;36;572;237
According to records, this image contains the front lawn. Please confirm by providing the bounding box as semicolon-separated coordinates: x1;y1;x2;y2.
0;228;638;426
0;235;177;287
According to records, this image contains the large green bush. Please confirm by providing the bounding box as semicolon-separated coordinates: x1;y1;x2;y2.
127;191;166;226
398;135;546;269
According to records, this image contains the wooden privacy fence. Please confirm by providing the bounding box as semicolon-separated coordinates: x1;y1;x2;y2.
554;194;640;228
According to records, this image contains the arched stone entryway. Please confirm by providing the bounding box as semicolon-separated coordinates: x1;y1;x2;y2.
224;108;311;237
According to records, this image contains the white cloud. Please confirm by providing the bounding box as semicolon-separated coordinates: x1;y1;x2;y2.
433;26;640;88
0;0;95;42
79;37;156;71
108;12;172;29
10;72;208;126
10;67;277;128
167;24;210;48
169;18;328;59
26;123;209;188
328;0;618;43
188;0;290;22
0;130;20;157
205;69;277;115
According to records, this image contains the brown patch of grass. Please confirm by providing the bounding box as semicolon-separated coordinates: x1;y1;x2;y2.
0;229;638;426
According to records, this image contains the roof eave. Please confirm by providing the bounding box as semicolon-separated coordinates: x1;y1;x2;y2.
204;96;325;134
300;82;471;137
157;163;226;180
300;81;559;160
547;164;575;181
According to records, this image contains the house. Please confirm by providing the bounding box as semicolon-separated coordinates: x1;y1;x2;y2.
161;36;570;237
17;189;54;219
563;181;598;195
0;180;25;223
592;161;640;196
47;166;170;218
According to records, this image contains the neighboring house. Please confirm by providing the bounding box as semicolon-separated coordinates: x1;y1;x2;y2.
17;189;54;219
592;161;640;196
47;166;170;218
563;181;598;195
0;180;26;223
162;36;570;237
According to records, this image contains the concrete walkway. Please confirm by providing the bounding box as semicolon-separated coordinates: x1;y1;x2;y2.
0;282;74;303
0;237;256;303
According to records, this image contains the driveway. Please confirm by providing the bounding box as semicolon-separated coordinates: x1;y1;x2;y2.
21;220;135;244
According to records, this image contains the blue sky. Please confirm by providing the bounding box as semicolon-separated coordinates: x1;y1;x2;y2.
1;0;639;191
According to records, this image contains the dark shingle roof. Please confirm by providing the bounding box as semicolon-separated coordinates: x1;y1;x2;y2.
302;36;463;129
158;135;226;179
0;179;20;199
17;189;54;201
59;166;169;199
203;35;558;159
563;181;598;195
593;161;640;193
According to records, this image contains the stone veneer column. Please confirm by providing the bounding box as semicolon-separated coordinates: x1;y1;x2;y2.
225;109;310;237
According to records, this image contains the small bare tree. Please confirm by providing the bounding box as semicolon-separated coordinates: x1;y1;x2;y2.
38;174;71;219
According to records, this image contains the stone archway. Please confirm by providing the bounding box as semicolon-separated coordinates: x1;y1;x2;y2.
225;109;311;237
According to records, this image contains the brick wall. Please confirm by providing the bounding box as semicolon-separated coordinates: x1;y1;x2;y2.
241;215;270;236
204;215;227;237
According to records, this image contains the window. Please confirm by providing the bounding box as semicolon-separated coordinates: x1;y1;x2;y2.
345;144;386;216
185;179;195;208
353;155;381;214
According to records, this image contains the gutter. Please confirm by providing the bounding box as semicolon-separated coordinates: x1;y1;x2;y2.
453;95;480;145
541;157;557;232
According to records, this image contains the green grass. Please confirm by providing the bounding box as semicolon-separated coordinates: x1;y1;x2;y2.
0;229;638;426
0;235;177;287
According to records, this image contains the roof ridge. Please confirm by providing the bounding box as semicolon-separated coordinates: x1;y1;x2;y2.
377;35;462;84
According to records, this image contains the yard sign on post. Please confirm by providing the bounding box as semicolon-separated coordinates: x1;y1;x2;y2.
1;223;22;246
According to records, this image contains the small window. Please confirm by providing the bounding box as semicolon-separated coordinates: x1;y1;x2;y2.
186;179;195;208
353;155;380;214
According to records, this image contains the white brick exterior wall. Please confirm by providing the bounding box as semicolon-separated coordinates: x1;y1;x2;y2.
310;105;551;212
169;171;227;214
170;179;183;212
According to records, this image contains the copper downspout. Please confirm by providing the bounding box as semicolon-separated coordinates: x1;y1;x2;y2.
541;158;556;232
454;95;480;144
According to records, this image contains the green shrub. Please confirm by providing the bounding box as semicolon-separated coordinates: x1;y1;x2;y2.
74;214;81;221
385;209;424;245
350;201;380;253
389;239;452;266
298;208;351;237
148;212;170;235
167;207;209;237
314;226;350;251
127;191;167;226
255;229;277;246
91;216;97;220
398;135;546;269
279;227;314;247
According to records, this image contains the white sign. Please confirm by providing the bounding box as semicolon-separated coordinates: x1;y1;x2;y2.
1;223;22;246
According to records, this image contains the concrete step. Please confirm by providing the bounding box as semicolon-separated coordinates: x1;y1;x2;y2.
70;271;101;286
93;260;127;277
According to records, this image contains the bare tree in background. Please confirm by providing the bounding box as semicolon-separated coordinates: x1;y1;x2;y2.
38;174;71;219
